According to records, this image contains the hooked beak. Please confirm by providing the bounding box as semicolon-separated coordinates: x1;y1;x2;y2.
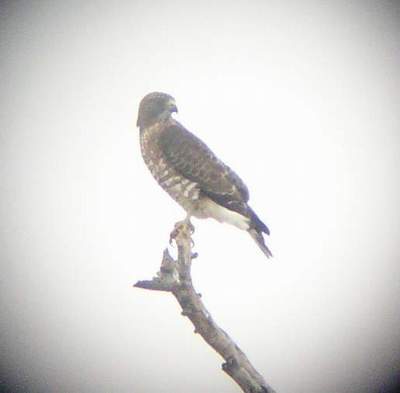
168;100;178;114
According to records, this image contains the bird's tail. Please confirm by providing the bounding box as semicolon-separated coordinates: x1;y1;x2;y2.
247;207;272;258
248;228;273;258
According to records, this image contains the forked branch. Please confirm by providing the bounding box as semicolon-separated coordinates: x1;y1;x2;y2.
134;222;276;393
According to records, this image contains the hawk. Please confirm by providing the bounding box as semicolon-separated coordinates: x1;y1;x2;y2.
137;92;272;258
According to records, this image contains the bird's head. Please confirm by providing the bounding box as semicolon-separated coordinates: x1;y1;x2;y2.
136;92;178;129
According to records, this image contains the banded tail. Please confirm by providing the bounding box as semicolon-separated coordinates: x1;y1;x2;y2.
247;207;273;258
248;228;273;258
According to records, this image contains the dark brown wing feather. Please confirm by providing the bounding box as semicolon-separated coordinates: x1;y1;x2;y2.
158;122;249;203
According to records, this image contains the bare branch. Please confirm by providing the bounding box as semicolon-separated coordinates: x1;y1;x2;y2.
134;222;276;393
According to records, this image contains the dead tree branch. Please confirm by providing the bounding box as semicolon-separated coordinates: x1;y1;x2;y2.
134;222;276;393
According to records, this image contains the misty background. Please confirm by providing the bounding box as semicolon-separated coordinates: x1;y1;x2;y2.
1;1;400;392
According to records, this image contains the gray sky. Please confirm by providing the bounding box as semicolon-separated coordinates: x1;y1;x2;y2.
1;1;400;392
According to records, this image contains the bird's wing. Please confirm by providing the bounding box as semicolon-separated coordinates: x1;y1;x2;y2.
158;122;250;214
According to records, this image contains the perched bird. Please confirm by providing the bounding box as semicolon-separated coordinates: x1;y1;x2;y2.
137;92;272;258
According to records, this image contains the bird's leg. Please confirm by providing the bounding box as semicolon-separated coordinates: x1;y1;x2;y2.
184;216;195;248
183;214;195;234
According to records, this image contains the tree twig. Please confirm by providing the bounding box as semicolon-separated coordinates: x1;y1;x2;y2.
134;222;276;393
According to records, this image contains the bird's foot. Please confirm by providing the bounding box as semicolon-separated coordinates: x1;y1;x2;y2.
169;219;195;245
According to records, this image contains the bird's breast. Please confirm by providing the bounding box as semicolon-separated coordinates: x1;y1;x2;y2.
140;125;201;212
